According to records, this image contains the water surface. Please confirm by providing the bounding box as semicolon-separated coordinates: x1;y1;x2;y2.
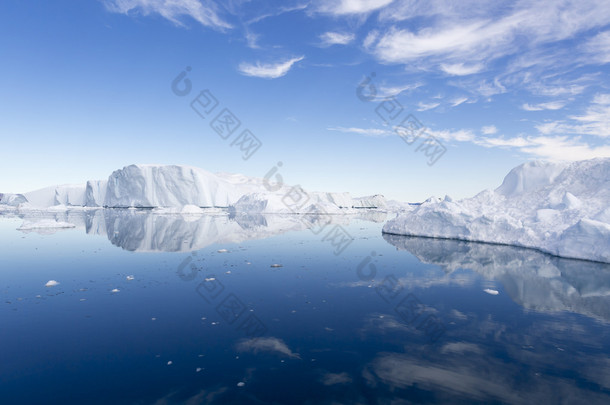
2;210;610;404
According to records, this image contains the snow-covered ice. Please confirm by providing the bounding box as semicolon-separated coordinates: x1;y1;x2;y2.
45;280;60;287
383;158;610;263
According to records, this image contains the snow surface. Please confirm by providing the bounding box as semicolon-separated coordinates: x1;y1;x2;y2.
383;158;610;263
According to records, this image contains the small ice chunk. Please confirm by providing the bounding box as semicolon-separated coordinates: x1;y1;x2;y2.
217;249;229;253
196;367;202;372
45;280;59;287
205;277;216;282
484;288;499;295
167;361;173;365
111;288;120;293
126;275;135;281
270;264;283;268
237;382;245;387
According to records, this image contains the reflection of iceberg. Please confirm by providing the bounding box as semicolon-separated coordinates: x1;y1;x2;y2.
87;210;310;252
81;210;362;252
383;234;610;322
12;209;372;252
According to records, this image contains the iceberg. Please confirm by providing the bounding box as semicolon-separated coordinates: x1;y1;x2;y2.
383;158;610;263
23;184;87;207
0;193;28;206
3;164;387;213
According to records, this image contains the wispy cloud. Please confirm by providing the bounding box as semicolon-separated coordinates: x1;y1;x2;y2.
521;101;566;111
481;125;497;135
417;102;440;111
238;56;304;79
245;3;309;25
319;31;355;46
582;30;610;64
104;0;231;30
376;82;424;98
316;0;394;15
530;94;610;138
450;97;469;107
428;129;476;142
328;126;392;137
440;63;484;76
368;0;610;100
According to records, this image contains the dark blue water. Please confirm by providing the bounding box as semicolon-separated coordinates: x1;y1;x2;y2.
2;210;610;404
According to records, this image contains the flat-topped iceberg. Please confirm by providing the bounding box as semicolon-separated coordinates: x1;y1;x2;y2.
2;164;387;212
383;158;610;263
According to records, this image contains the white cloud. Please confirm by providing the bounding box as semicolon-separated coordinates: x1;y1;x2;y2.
450;97;469;107
377;82;423;98
481;125;497;135
328;127;392;137
244;30;260;49
417;101;440;111
370;0;610;82
238;56;304;79
428;129;476;142
440;63;484;76
319;31;355;46
316;0;394;15
236;337;300;359
529;94;610;138
521;101;566;111
363;30;379;49
519;136;610;161
476;133;610;161
104;0;231;29
582;30;610;64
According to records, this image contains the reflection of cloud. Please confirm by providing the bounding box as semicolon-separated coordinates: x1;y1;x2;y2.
236;337;300;359
320;371;352;386
370;354;519;401
152;387;228;405
440;342;484;355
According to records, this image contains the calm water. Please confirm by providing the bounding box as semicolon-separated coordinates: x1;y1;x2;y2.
2;209;610;404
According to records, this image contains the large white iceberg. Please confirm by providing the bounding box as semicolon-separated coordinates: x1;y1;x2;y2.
2;164;387;212
383;158;610;263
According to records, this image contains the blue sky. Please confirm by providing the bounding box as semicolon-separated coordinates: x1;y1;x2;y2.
1;0;609;201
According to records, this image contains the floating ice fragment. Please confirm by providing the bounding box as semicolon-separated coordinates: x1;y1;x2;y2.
126;275;135;281
225;271;231;274
205;277;216;282
217;249;229;253
45;280;59;287
484;288;499;295
237;382;245;387
196;368;202;372
270;264;283;268
111;288;120;293
151;317;157;321
167;361;173;365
